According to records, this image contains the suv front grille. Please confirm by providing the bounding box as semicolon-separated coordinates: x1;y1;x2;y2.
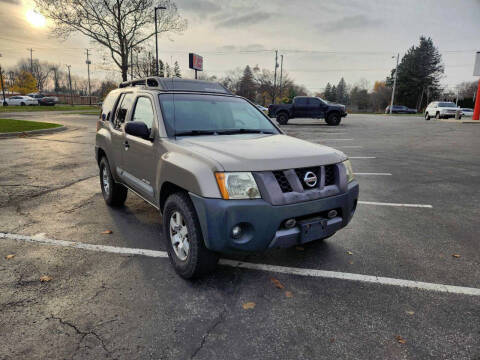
273;164;337;193
325;165;336;186
273;170;293;193
295;167;320;190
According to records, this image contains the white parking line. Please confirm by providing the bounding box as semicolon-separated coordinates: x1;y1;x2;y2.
355;172;392;176
2;232;477;296
349;157;377;159
358;201;433;208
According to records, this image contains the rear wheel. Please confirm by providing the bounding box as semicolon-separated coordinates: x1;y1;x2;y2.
326;112;341;126
435;112;441;119
20;102;26;106
425;112;430;120
277;112;289;125
163;192;219;279
99;157;127;207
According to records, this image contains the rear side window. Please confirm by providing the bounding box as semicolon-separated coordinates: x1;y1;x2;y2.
102;93;119;121
113;93;135;129
295;98;308;105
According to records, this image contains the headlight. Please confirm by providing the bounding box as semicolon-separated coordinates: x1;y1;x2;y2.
215;172;261;199
343;159;355;183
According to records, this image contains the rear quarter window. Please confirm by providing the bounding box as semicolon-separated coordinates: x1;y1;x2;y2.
101;93;120;121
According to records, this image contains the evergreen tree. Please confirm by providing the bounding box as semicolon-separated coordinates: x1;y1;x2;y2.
238;65;256;101
174;61;181;78
387;36;443;109
165;63;171;78
324;83;332;100
330;85;337;102
336;77;348;104
159;60;165;77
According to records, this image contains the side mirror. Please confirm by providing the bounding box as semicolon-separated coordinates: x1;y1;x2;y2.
125;121;151;140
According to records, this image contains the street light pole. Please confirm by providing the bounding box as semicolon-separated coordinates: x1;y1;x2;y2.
389;53;399;114
0;54;6;106
154;6;166;76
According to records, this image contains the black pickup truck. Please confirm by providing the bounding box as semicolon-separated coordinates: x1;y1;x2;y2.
268;96;347;126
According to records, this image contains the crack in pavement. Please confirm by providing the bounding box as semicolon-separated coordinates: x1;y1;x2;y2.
190;270;243;359
3;174;97;207
47;315;111;356
190;308;227;360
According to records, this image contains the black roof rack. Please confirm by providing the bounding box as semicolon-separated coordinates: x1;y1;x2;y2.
118;77;232;94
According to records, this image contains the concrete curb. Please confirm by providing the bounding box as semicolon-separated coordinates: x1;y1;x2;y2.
0;125;67;139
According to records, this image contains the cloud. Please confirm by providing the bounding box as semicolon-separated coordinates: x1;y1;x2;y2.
0;0;20;4
215;12;272;29
316;15;382;33
175;0;222;16
216;44;266;52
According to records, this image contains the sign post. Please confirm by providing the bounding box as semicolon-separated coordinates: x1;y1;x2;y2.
473;51;480;120
189;53;203;79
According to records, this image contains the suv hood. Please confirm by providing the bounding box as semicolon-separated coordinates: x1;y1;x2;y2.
176;134;346;171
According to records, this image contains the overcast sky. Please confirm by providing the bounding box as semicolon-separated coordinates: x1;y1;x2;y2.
0;0;479;92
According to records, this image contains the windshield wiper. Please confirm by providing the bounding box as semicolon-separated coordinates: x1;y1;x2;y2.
216;129;275;135
174;130;218;136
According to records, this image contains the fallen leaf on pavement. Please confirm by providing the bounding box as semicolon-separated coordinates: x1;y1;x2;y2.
295;246;304;251
452;254;461;258
102;230;113;234
348;261;354;265
271;278;285;289
242;302;256;310
40;275;53;282
285;291;293;298
395;335;406;344
346;251;353;255
406;311;415;315
330;338;335;343
5;254;15;260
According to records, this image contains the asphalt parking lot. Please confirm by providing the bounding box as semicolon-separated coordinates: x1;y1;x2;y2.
1;112;479;360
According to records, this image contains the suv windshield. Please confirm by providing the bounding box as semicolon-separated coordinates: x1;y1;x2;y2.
438;102;456;107
159;94;279;136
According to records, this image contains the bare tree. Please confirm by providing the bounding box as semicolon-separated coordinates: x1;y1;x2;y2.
17;59;52;91
35;0;187;81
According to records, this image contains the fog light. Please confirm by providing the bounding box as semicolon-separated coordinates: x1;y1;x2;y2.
284;218;296;229
327;210;338;219
232;225;242;239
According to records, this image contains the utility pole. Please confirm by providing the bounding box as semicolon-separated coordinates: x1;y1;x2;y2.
66;65;73;106
273;50;278;104
85;49;92;105
28;48;34;73
0;54;6;106
389;53;399;114
154;6;166;76
279;54;284;101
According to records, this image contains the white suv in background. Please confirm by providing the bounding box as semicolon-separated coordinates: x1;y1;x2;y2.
425;101;461;120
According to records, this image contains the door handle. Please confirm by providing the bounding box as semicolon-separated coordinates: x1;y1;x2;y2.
124;141;130;150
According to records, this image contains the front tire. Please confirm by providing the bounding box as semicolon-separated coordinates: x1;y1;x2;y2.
277;112;289;125
20;102;26;106
163;192;219;279
425;112;430;120
435;112;441;119
326;112;341;126
99;157;127;207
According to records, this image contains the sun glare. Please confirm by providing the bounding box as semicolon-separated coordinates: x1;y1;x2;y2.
26;9;46;27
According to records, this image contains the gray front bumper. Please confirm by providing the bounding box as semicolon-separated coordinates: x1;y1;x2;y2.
189;181;359;254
